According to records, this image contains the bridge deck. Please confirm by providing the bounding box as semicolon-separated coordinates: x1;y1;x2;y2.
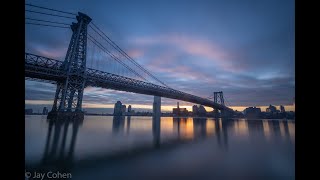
25;53;233;112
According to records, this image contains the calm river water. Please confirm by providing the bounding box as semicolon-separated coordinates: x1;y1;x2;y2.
25;115;295;180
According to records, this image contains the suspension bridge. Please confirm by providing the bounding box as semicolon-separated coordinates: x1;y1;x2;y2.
25;4;234;120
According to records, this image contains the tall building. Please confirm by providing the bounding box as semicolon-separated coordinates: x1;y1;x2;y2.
121;105;126;115
198;105;206;116
42;107;48;115
114;101;123;116
192;105;199;115
280;105;285;113
128;105;132;113
266;104;277;113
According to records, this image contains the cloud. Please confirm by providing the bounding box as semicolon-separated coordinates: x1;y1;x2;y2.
127;48;144;59
130;34;243;73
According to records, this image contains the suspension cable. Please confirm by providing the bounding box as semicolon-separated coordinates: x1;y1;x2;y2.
25;10;75;19
90;22;169;87
25;22;70;29
25;3;77;15
26;17;71;26
87;35;148;81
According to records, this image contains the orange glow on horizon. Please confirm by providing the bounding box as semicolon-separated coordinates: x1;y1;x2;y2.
25;100;295;112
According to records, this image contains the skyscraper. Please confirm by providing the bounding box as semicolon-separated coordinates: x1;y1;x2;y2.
121;105;126;115
128;105;132;113
192;105;199;115
114;101;123;116
198;105;207;116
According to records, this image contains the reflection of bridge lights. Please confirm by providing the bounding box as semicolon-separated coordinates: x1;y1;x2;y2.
179;118;194;139
206;120;215;135
279;121;286;139
263;120;271;140
160;117;174;134
287;121;295;143
233;120;248;137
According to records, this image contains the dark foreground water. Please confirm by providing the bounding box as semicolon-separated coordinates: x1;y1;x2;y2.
25;115;294;180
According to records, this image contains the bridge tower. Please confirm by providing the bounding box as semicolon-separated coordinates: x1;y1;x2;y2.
213;91;224;105
48;12;92;120
213;91;224;117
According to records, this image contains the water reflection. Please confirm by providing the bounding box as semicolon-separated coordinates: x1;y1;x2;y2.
152;114;161;147
214;119;229;150
112;116;125;134
41;118;83;169
193;117;207;138
25;115;295;178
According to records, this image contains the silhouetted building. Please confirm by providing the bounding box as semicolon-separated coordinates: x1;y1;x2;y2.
280;105;285;113
198;105;207;116
122;105;126;114
128;105;132;113
127;105;132;115
244;107;261;118
42;107;48;115
173;102;188;116
25;108;33;115
233;110;244;118
114;101;124;116
266;104;277;113
192;105;199;115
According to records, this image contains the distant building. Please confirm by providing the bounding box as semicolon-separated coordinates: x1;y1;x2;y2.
198;105;207;116
128;105;132;113
25;108;33;115
192;105;199;115
243;107;261;118
114;101;123;116
121;105;126;115
266;104;277;113
280;105;286;113
42;107;48;115
173;102;188;116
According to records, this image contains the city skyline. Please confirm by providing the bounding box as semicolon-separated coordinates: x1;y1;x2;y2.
25;102;294;114
25;0;295;112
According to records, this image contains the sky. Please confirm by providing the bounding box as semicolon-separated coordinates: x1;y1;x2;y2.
25;0;295;113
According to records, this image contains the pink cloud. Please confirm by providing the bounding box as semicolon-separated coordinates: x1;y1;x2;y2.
145;53;215;83
127;48;144;59
32;44;67;60
131;34;244;73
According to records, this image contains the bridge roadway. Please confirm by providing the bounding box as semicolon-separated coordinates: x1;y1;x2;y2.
25;53;233;112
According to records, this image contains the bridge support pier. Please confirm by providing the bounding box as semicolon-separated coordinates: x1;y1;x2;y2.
213;109;219;118
153;96;161;118
152;96;161;147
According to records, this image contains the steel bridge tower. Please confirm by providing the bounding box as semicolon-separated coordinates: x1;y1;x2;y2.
213;91;224;106
213;91;224;117
48;12;92;120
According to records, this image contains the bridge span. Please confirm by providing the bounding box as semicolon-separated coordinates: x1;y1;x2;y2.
25;53;233;112
25;11;234;120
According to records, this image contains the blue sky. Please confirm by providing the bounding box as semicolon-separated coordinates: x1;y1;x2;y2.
25;0;295;113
